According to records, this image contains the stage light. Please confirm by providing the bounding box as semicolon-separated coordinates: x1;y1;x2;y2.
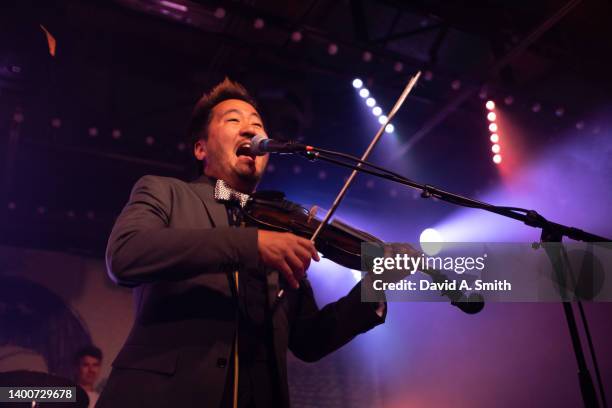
351;269;362;282
378;115;388;125
385;124;394;133
88;127;98;137
493;154;502;164
7;202;16;210
366;180;375;189
490;133;499;143
420;228;443;256
359;88;369;98
37;206;47;215
372;106;382;116
420;228;441;243
485;100;495;110
318;170;327;180
576;121;585;130
328;43;338;55
352;78;363;89
362;51;372;62
51;118;61;128
492;144;500;153
488;123;498;132
290;31;302;42
86;211;95;220
451;79;461;90
555;107;565;117
366;97;376;107
214;7;225;19
478;89;487;99
111;129;122;139
292;165;302;174
394;62;403;72
423;70;433;81
504;96;514;105
145;136;155;146
487;112;496;121
254;18;265;29
531;103;541;113
177;142;186;151
160;1;187;12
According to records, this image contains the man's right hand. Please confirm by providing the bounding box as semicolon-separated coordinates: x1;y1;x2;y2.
257;230;320;289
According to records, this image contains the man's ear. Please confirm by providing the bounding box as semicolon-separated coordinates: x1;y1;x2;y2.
194;139;207;161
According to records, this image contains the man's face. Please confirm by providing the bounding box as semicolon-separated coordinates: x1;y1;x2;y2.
76;356;101;387
195;98;269;193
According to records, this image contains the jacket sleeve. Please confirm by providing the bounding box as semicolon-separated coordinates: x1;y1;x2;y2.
105;175;259;287
288;278;386;362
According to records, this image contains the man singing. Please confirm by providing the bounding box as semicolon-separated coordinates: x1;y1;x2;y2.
97;78;386;408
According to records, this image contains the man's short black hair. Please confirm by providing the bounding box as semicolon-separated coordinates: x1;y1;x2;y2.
74;345;102;365
188;78;258;172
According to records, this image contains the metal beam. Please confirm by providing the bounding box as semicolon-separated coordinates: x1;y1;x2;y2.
390;0;583;161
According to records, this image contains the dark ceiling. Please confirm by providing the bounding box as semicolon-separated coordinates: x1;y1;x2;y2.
1;0;611;256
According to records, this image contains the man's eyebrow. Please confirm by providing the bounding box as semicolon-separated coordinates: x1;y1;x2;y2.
221;108;261;120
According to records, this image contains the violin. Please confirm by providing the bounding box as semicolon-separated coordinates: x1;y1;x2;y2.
244;191;485;314
243;191;381;271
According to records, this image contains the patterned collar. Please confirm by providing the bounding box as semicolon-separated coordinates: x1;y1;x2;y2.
213;179;250;208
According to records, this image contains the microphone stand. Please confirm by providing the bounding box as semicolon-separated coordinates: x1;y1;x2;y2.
297;148;610;408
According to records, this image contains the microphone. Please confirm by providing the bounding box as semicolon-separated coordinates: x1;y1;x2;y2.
451;292;485;315
249;135;310;156
425;268;485;314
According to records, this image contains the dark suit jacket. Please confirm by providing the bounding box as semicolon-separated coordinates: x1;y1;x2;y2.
97;175;385;408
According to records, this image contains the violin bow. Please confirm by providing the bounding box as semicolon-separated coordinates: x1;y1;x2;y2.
310;71;421;242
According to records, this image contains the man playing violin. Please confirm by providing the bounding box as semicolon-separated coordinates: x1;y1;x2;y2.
97;78;386;408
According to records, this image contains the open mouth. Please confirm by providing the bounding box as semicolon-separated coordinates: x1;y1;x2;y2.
236;142;256;159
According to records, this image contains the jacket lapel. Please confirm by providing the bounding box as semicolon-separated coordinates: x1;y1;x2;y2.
188;176;229;228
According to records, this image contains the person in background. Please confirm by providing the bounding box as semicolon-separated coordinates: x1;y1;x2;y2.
74;345;102;408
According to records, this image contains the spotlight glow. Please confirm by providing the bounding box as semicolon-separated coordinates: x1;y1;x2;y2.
378;115;388;125
366;97;376;107
487;112;497;121
385;124;394;133
419;228;443;256
492;144;501;153
214;7;226;18
352;78;363;89
488;123;498;132
359;88;370;98
493;154;502;164
490;133;499;143
372;106;382;116
486;100;495;110
291;31;303;42
253;18;265;29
